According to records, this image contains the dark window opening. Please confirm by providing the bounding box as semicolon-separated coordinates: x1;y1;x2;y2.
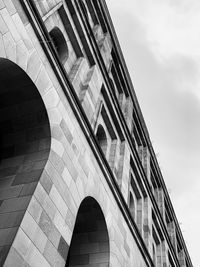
96;124;108;156
49;27;69;64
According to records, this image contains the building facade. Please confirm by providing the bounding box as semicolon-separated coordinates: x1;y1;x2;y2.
0;0;193;266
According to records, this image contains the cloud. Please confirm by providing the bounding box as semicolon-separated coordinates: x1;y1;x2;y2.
107;0;200;59
106;2;200;265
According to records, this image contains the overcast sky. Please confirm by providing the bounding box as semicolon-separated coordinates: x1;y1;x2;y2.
106;0;200;266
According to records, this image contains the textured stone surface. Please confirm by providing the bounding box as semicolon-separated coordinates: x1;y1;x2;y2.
0;1;190;267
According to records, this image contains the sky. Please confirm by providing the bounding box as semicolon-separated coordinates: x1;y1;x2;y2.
106;0;200;266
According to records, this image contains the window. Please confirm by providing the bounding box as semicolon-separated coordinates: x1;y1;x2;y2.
96;124;108;156
49;27;69;64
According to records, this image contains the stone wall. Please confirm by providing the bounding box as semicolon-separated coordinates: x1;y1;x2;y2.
0;1;148;266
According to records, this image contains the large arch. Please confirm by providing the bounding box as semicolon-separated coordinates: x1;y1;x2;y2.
66;196;110;266
0;58;51;265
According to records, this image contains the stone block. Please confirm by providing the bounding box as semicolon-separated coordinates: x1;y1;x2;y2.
35;66;52;93
44;240;65;267
3;247;26;267
62;167;72;188
0;211;24;229
0;245;9;266
48;108;62;124
20;182;37;197
43;87;60;109
42;195;57;222
49;185;68;219
4;0;16;15
53;210;71;244
0;196;31;213
0;0;4;9
51;138;64;157
11;0;28;25
0;8;20;42
25;242;51;267
45;161;66;197
0;185;22;200
0;33;6;57
57;235;69;261
62;151;78;181
0;227;17;246
38;210;52;237
49;150;65;175
0;166;17;179
12;169;43;186
28;196;43;223
78;153;89;177
40;170;53;195
27;50;42;81
51;125;63;142
69;179;81;207
60;118;73;145
0;14;8;34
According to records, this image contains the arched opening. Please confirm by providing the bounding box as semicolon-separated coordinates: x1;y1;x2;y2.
96;124;107;156
0;58;51;265
49;27;69;64
129;192;135;220
66;197;110;266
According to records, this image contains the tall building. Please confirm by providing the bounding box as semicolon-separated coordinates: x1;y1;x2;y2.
0;0;193;266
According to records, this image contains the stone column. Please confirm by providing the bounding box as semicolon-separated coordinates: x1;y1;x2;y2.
108;139;118;171
117;142;130;200
124;97;133;132
162;240;169;267
156;243;162;267
137;198;143;236
143;197;151;251
178;250;186;267
167;221;177;253
138;146;151;182
158;188;165;218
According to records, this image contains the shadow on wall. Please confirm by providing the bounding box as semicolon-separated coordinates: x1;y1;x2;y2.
0;58;51;265
66;196;110;267
96;124;108;156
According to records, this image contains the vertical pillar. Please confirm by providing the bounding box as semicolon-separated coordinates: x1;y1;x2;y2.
138;146;151;182
118;93;126;114
162;241;169;267
143;197;151;251
108;139;118;171
167;221;177;253
156;243;162;267
124;97;133;132
158;189;165;218
178;250;186;267
137;198;143;236
117;141;130;200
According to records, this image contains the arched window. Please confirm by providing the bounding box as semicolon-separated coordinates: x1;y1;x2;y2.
49;27;69;64
0;58;51;266
96;124;107;156
66;197;110;266
129;192;135;220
